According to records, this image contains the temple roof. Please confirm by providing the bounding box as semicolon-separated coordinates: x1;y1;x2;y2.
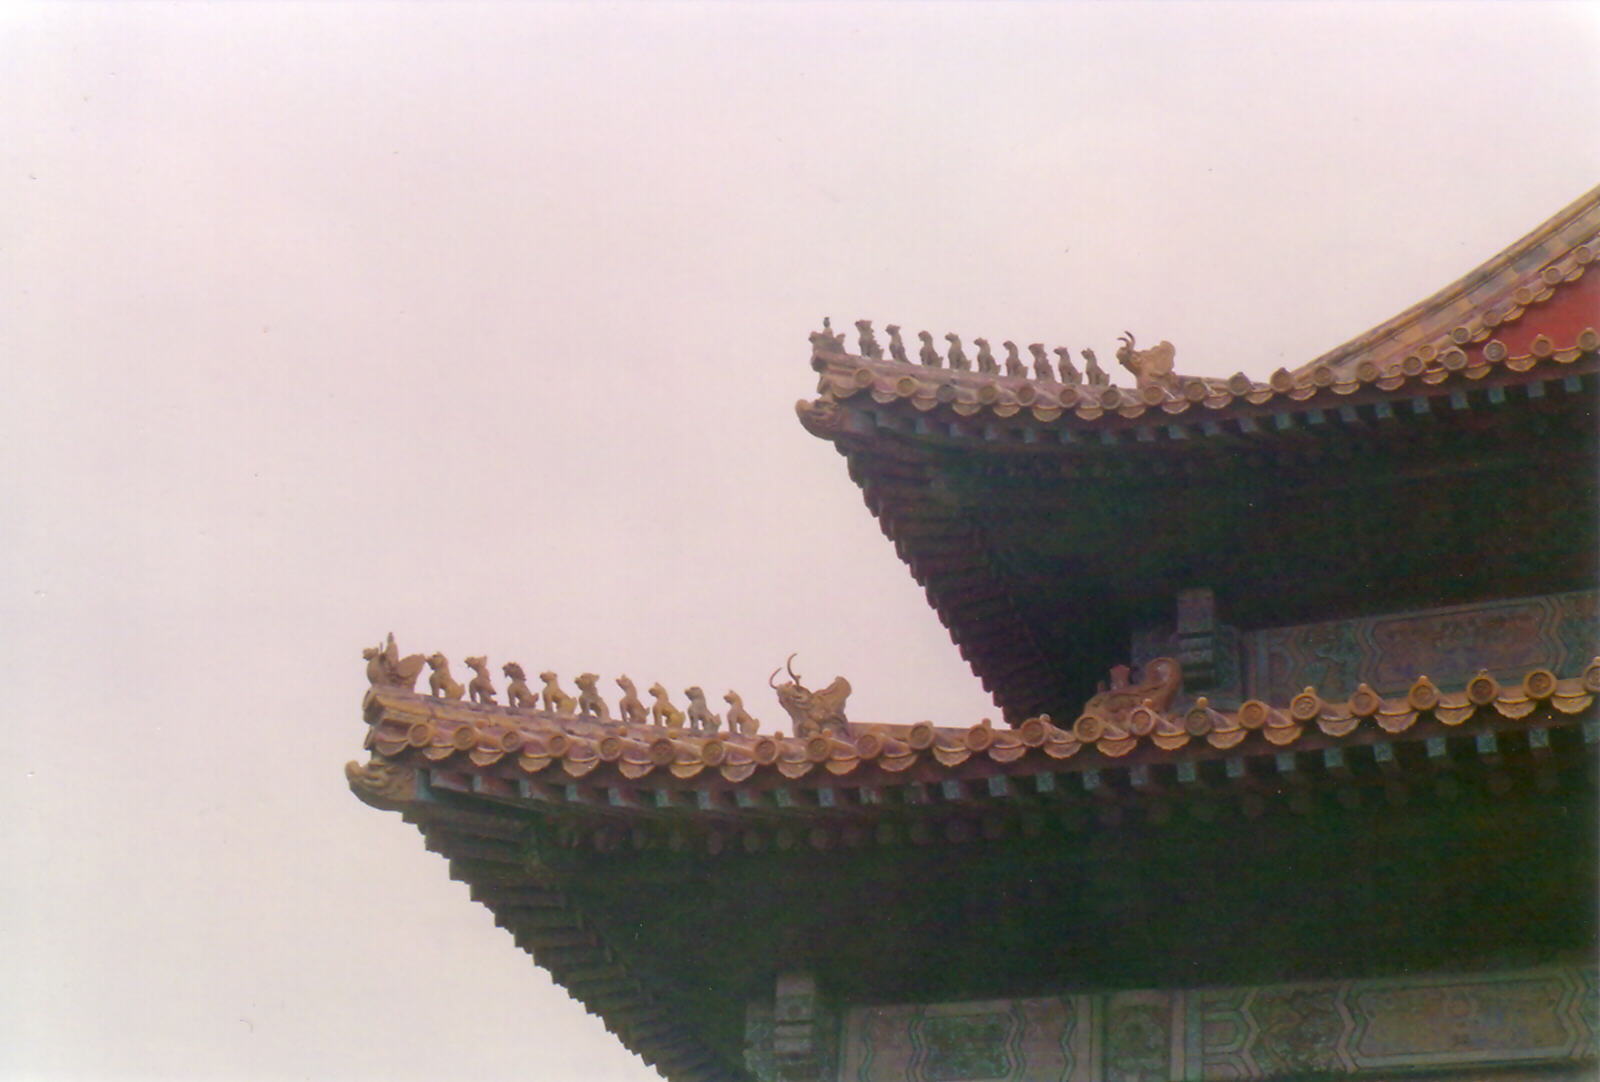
1295;182;1600;381
800;184;1599;429
348;648;1600;1082
794;190;1599;724
355;657;1600;795
347;190;1600;1082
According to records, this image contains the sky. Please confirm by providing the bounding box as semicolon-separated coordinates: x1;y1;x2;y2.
3;3;1598;1080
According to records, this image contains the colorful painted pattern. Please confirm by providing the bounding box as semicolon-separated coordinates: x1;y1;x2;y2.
837;997;1091;1082
831;966;1596;1082
1197;967;1596;1078
1245;590;1599;703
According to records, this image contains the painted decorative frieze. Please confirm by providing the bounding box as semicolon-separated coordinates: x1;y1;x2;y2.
917;1009;1012;1081
826;966;1597;1082
1105;990;1174;1082
1245;590;1599;703
1349;975;1572;1065
1192;967;1596;1079
835;995;1092;1082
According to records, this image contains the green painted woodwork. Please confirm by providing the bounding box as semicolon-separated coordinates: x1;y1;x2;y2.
530;777;1597;1075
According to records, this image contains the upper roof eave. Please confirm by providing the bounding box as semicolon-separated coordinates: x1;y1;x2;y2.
798;186;1599;435
1291;182;1600;381
800;325;1597;441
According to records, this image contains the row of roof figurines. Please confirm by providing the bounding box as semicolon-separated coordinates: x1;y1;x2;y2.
810;317;1196;393
363;635;854;739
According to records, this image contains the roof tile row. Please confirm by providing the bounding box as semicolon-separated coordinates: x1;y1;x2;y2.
808;319;1597;428
1294;184;1600;379
363;659;1599;786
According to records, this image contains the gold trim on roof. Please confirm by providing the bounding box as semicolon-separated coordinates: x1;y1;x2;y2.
359;657;1599;787
802;321;1596;432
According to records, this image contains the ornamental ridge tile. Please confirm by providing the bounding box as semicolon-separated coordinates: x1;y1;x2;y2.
798;187;1600;438
355;648;1600;796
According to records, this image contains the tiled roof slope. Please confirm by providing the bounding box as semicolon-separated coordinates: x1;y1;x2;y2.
796;191;1598;725
349;653;1600;1081
354;656;1599;794
1294;182;1600;381
799;185;1599;429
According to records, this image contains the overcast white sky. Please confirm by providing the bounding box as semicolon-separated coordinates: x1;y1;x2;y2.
3;4;1598;1080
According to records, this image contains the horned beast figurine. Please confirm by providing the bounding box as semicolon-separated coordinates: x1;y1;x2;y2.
769;654;851;738
1115;332;1179;391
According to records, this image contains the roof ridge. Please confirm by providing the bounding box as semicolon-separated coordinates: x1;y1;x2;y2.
802;187;1600;422
359;656;1600;784
1290;182;1600;380
801;322;1598;433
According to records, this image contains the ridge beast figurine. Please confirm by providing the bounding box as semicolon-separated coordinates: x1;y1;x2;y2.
463;655;496;704
539;671;576;715
503;661;538;709
364;633;425;690
769;654;851;738
683;686;721;734
648;682;685;730
1115;331;1178;391
574;672;611;722
426;652;464;700
615;675;648;727
723;690;760;735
